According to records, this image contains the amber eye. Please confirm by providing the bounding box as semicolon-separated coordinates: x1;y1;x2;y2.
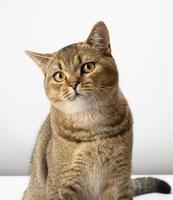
82;63;95;73
53;71;65;82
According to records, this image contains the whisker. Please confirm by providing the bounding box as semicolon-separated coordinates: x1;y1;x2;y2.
93;86;113;99
81;87;93;90
97;88;112;98
61;93;71;99
61;90;70;96
81;89;93;93
92;93;108;118
90;94;99;114
99;86;116;89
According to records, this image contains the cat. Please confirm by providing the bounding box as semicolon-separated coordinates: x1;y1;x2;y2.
22;21;171;200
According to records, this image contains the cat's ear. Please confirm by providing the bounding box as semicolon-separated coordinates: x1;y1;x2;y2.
85;21;111;52
25;51;52;75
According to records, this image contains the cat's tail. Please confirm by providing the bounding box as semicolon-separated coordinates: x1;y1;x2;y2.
132;177;172;196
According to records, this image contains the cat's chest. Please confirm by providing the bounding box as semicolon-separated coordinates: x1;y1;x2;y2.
85;161;104;199
72;142;114;198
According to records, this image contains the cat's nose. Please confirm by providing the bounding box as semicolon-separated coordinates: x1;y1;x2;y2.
69;81;80;90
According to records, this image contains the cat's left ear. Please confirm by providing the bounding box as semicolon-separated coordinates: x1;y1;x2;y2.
85;21;111;53
25;51;52;75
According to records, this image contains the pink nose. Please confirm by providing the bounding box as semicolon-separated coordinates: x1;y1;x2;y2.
69;81;80;90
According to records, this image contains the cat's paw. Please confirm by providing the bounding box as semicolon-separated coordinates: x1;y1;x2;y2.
58;188;79;200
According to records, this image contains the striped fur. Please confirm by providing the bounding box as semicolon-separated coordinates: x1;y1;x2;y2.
23;21;171;200
132;177;171;196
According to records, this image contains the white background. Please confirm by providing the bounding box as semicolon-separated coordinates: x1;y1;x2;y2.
0;0;172;175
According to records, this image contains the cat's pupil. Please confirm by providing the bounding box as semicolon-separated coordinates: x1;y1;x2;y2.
59;73;62;78
87;64;91;69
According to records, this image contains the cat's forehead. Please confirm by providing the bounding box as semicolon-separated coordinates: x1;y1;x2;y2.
57;43;82;67
52;43;101;69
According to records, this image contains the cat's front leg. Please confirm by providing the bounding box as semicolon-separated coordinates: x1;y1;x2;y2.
46;187;80;200
46;173;81;200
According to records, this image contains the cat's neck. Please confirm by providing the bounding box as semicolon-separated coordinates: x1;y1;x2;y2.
50;90;132;142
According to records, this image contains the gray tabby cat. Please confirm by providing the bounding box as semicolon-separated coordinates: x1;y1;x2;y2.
22;21;171;200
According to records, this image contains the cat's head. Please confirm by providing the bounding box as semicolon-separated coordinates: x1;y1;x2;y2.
26;21;119;114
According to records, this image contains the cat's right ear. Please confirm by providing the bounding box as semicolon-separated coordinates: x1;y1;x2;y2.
85;21;111;53
25;51;52;75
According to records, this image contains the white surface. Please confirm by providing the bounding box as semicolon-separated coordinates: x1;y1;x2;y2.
0;175;172;200
0;0;173;175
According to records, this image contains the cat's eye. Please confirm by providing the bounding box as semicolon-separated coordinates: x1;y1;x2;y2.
53;72;65;82
82;63;95;73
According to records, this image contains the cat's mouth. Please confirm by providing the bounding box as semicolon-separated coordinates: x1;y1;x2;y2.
71;90;81;100
75;92;80;97
68;87;90;101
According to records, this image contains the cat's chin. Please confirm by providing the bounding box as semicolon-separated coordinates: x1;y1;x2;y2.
53;96;95;114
